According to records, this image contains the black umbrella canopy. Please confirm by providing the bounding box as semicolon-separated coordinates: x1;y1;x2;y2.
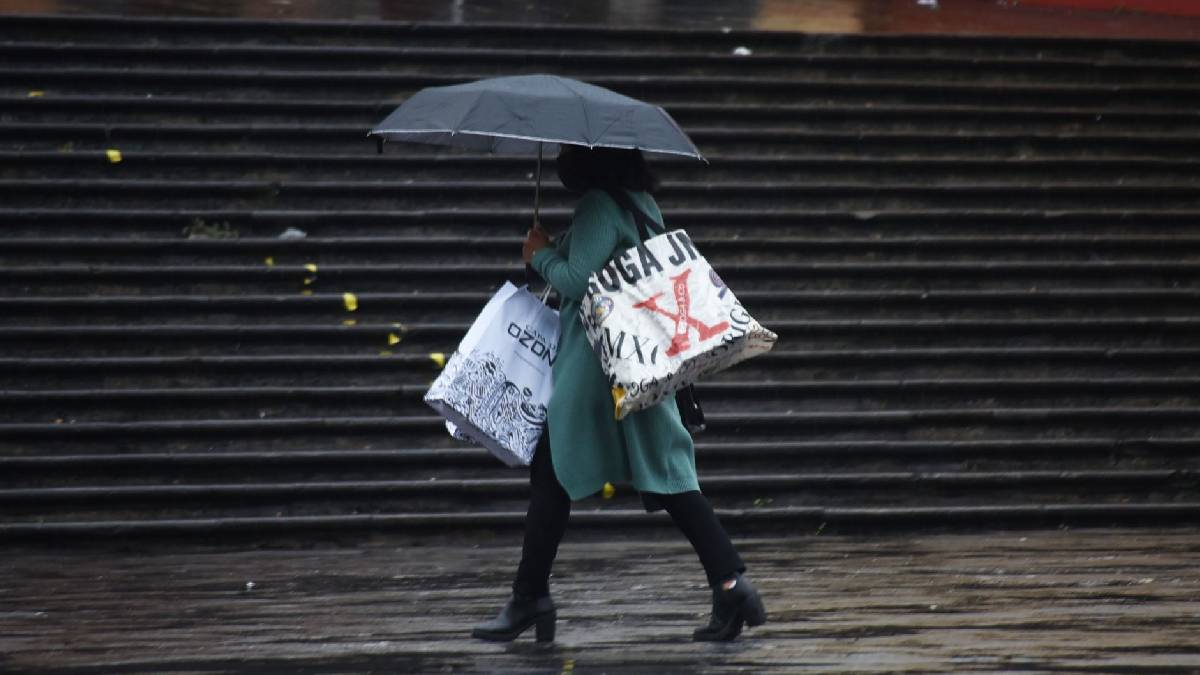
369;74;705;161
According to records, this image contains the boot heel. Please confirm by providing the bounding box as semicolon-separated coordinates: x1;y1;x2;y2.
742;595;767;627
535;611;557;642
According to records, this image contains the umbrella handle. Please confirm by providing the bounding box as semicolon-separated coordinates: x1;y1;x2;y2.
525;141;546;287
534;141;542;229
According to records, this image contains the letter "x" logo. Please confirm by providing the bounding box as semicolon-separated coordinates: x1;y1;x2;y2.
632;269;729;357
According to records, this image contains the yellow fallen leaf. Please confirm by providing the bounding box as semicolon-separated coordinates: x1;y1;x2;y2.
300;289;313;296
105;149;122;163
387;333;402;346
304;263;318;273
602;483;615;499
429;352;446;368
342;292;358;311
379;350;393;356
303;277;315;286
563;658;576;672
342;318;357;326
264;256;275;267
28;90;44;97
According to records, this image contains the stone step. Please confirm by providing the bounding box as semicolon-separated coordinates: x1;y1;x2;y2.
7;97;1200;130
5;152;1200;187
4;379;1200;423
6;178;1200;197
5;439;1195;489
5;349;1200;389
3;409;1199;445
6;437;1195;468
4;262;1197;296
2;208;1197;239
20;115;1186;138
4;291;1200;328
6;286;1199;305
6;423;1199;457
7;66;1193;93
7;13;1200;60
6;189;1198;212
8;234;1200;263
7;123;1199;158
5;42;1198;83
3;318;1198;360
1;470;1193;521
5;235;1200;266
6;76;1199;112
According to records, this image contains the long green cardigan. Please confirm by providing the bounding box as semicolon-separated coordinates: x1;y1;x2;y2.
531;188;699;501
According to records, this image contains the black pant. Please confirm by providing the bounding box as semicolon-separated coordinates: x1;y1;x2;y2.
513;430;745;598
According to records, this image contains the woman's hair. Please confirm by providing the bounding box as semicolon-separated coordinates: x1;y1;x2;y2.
556;145;660;195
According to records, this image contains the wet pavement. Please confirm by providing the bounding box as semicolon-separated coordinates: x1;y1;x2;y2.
3;528;1199;673
3;0;1200;40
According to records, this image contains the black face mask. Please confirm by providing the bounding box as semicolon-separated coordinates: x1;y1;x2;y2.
556;146;591;194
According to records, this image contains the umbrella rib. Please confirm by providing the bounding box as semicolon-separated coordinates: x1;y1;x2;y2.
655;106;707;163
589;106;636;150
491;92;529;153
370;128;458;135
556;77;595;147
451;92;489;139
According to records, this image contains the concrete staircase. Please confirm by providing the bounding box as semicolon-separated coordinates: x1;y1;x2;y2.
2;13;1198;541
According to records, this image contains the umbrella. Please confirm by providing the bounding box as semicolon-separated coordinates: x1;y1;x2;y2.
368;74;705;227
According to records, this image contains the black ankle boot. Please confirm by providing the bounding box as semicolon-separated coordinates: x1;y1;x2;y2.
693;573;767;642
472;593;557;642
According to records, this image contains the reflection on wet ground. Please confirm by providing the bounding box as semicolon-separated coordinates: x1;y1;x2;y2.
3;529;1199;673
2;0;1200;40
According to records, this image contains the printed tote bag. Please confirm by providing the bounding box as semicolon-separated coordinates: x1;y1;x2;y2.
425;281;559;466
578;190;777;420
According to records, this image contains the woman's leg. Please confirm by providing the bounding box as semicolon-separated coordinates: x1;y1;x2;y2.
473;431;565;642
512;430;571;598
657;490;765;641
655;491;745;587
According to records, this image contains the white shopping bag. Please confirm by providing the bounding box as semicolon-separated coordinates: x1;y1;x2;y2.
579;228;777;420
425;282;559;466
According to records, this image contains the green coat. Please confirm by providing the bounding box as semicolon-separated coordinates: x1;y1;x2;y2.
531;188;699;501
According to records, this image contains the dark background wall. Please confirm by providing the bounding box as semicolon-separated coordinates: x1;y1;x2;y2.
2;0;1200;39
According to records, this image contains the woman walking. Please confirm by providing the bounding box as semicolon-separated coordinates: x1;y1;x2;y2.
471;145;766;643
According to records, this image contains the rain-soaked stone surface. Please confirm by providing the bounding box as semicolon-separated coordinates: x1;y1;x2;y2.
2;527;1200;673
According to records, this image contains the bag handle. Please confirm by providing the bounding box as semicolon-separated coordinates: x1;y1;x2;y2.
604;188;665;243
604;188;705;434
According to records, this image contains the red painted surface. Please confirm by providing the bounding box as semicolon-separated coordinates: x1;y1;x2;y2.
3;0;1200;40
1018;0;1200;18
865;0;1200;41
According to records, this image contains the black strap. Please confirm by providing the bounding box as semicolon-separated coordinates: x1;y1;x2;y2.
605;188;665;243
604;188;705;434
